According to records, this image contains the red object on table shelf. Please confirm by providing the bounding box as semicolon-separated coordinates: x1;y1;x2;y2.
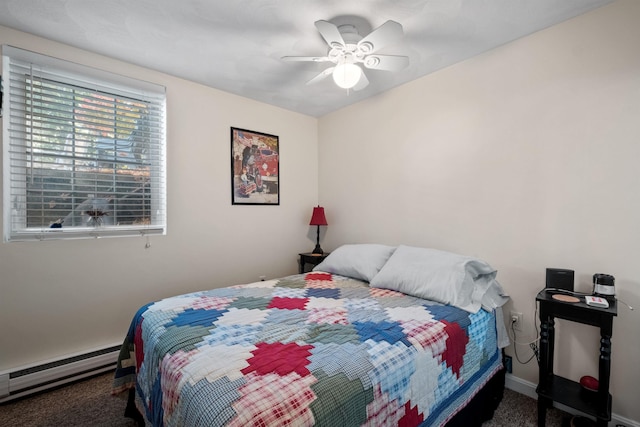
579;375;599;392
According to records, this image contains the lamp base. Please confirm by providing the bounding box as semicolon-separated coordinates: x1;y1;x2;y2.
312;244;324;255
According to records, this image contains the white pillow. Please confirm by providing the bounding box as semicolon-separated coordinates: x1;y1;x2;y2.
475;275;510;312
369;245;506;313
312;244;397;282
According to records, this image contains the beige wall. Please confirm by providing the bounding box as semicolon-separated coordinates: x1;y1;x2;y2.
0;26;318;369
318;0;639;422
1;0;639;424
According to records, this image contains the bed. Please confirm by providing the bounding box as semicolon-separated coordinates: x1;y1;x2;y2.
113;244;510;426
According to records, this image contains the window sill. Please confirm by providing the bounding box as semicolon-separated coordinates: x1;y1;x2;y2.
6;225;165;242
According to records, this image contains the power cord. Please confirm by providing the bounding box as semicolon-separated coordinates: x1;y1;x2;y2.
544;288;591;296
511;319;537;364
530;342;539;362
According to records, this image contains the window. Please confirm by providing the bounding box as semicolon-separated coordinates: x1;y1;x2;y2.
2;46;166;242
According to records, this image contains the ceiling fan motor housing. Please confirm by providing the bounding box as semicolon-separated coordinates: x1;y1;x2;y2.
332;25;375;64
282;19;409;90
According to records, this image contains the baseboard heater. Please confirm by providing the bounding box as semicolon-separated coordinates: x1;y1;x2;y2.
0;344;121;403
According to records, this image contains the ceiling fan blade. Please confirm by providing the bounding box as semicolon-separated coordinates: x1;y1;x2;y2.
315;20;345;49
282;56;331;62
363;55;409;71
306;67;335;85
353;72;369;91
357;20;404;54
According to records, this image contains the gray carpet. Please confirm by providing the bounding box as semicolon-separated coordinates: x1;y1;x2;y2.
0;371;568;426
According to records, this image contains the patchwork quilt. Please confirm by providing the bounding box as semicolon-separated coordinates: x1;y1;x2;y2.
113;272;502;427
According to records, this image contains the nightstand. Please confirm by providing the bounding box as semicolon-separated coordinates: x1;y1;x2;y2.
298;252;330;274
536;289;617;427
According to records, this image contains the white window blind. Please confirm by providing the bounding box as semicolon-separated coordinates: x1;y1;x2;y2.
2;46;166;242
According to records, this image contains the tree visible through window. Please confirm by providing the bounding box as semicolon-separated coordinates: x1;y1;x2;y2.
3;46;166;241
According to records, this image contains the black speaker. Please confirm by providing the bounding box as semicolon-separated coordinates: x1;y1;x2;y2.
546;268;574;292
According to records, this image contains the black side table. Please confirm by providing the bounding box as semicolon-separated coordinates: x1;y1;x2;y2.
536;289;617;427
298;252;329;274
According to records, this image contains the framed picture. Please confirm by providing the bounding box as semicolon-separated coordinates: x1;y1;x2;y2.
231;127;280;205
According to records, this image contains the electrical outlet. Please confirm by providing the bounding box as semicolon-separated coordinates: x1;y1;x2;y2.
504;355;513;373
510;311;523;332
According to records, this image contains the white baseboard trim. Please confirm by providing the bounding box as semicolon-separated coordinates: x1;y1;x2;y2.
505;374;639;427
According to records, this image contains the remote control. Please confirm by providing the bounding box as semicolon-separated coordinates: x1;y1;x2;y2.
585;295;609;308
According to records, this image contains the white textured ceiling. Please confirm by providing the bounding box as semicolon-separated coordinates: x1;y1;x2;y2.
0;0;614;117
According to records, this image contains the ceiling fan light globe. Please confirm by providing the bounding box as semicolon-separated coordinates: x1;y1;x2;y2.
332;63;362;89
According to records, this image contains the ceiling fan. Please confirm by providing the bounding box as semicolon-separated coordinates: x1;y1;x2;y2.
282;20;409;91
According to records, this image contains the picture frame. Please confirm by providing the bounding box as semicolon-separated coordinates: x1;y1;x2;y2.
231;127;280;205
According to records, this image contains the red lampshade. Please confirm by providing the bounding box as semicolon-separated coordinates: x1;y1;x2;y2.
309;206;328;226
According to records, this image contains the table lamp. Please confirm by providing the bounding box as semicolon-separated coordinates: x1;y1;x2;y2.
309;206;328;254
